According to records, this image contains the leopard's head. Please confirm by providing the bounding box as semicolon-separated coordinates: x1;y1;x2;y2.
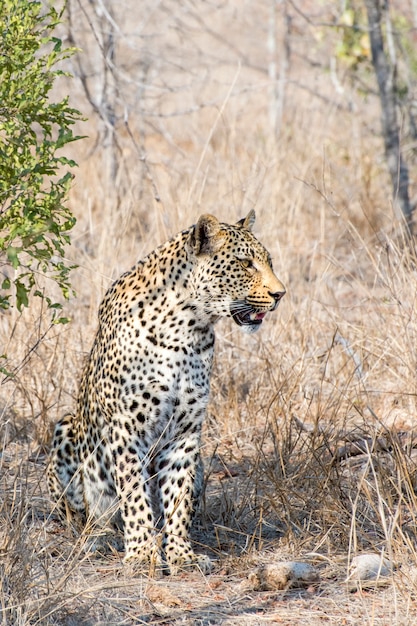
189;210;286;333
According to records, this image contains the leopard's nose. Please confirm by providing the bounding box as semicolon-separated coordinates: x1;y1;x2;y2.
269;289;286;309
270;289;286;303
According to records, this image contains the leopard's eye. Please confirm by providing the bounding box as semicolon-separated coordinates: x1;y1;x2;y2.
236;257;255;271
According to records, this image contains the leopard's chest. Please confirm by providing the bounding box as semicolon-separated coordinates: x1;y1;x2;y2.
90;318;215;425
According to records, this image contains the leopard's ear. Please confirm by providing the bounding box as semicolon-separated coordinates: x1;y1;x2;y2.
190;214;226;255
236;209;255;231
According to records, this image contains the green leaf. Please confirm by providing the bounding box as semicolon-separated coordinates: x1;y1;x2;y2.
53;316;71;325
15;279;29;311
6;246;21;269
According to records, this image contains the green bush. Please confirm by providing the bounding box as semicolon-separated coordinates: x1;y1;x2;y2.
0;0;84;322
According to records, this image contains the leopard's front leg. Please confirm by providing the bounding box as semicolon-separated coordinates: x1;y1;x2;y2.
155;433;212;574
108;416;157;564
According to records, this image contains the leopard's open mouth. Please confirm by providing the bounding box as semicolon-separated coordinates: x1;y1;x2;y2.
230;304;267;329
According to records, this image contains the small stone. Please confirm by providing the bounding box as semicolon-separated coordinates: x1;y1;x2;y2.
246;561;320;591
347;553;392;589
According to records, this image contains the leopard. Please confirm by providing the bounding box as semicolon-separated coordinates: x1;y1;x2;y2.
47;210;285;574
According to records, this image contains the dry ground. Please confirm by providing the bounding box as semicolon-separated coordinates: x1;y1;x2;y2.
2;1;417;624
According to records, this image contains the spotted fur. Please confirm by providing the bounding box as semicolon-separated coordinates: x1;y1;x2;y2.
47;211;285;573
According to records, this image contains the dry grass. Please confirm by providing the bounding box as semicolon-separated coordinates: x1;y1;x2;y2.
2;1;417;623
